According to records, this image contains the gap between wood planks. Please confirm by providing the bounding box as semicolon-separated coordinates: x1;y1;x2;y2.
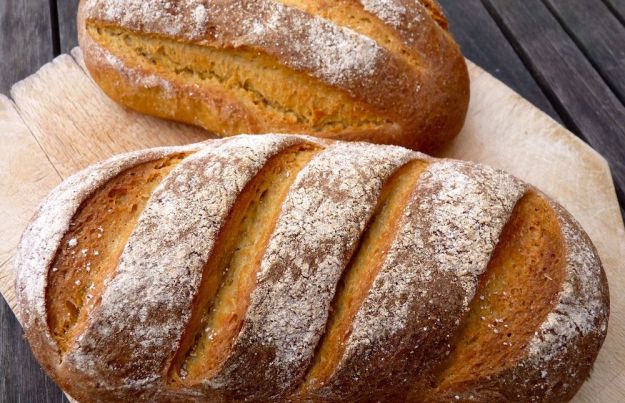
438;0;563;124
49;0;61;56
602;0;625;25
48;0;86;55
476;0;577;133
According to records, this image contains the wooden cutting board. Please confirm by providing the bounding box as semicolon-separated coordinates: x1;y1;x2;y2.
1;48;624;402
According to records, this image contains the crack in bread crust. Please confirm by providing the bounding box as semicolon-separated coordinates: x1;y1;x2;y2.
299;159;429;395
61;136;316;400
83;0;415;118
308;161;526;401
206;142;420;400
274;0;426;70
14;142;204;396
169;145;321;386
47;154;189;355
425;197;610;402
87;24;390;134
430;191;567;397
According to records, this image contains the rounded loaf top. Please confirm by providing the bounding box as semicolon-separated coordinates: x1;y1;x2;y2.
15;135;608;402
78;0;470;152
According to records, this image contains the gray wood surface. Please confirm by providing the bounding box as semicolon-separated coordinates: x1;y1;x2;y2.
57;0;80;53
438;0;561;123
483;0;625;204
0;294;67;402
0;0;56;94
544;0;625;106
604;0;625;24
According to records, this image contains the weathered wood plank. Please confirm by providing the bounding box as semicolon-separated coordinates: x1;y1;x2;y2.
0;96;62;311
0;0;55;95
1;294;67;403
544;0;625;105
10;52;212;179
56;0;80;54
0;95;67;403
439;0;561;122
603;0;625;24
483;0;625;204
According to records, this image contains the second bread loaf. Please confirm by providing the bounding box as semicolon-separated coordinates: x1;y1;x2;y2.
78;0;470;152
16;135;608;402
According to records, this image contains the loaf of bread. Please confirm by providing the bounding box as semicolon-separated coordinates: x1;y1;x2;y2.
77;0;470;152
16;135;608;402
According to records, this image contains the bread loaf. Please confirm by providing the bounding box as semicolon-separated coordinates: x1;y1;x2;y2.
77;0;470;152
16;135;608;402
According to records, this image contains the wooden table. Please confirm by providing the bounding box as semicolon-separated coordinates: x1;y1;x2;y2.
1;1;625;401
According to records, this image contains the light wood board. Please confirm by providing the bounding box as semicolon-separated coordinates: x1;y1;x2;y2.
1;49;623;402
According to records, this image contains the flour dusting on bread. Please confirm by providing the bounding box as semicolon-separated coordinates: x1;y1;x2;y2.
528;202;609;361
81;0;470;150
16;131;608;401
85;0;383;91
65;136;312;386
424;162;526;305
321;160;524;397
360;0;411;28
210;142;417;397
96;45;176;96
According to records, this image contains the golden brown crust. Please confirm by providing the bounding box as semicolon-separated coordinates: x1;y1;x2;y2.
13;143;205;401
16;136;608;402
78;0;469;152
425;201;610;402
306;161;526;401
205;142;417;401
65;136;315;401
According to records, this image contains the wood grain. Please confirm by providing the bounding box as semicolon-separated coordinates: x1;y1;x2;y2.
0;95;67;403
1;52;624;401
483;0;625;205
544;0;625;105
0;0;55;94
0;95;62;310
10;51;212;179
439;0;561;122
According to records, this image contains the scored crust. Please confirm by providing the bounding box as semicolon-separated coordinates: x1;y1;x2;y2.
310;161;526;401
426;199;610;402
205;142;421;400
14;143;204;384
61;135;319;400
15;135;608;402
78;0;469;152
